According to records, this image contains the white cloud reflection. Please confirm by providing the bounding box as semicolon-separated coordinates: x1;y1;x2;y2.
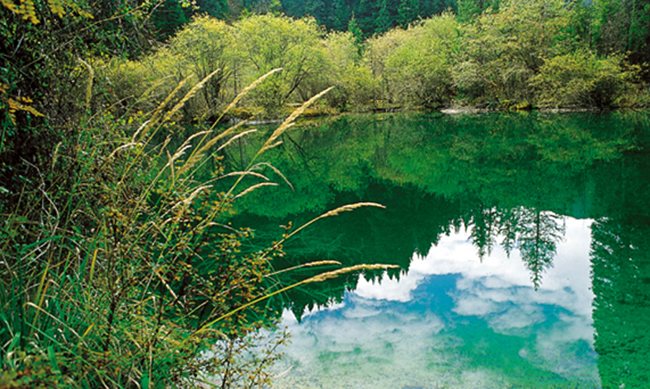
274;218;599;389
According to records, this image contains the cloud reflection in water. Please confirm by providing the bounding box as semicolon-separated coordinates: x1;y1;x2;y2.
274;218;599;389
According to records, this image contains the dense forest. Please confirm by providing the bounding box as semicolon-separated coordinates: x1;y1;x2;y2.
105;0;650;122
1;0;650;387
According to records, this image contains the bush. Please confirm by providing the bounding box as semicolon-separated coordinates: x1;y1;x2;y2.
530;51;632;108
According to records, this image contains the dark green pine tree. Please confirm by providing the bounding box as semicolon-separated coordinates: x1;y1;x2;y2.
333;0;352;31
196;0;230;18
457;0;486;22
348;14;364;50
420;0;454;17
305;0;335;29
151;0;191;40
375;0;393;34
355;0;377;36
397;0;419;27
280;0;307;17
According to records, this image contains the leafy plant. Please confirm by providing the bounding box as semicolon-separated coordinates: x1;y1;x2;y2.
0;67;394;388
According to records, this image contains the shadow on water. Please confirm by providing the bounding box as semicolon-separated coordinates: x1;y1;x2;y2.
219;111;650;387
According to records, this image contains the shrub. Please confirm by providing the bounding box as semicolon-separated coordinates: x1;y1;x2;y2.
530;51;632;108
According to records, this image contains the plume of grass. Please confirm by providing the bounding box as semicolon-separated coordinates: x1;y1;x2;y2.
163;68;222;123
256;86;334;157
192;263;398;338
211;68;282;128
78;58;94;111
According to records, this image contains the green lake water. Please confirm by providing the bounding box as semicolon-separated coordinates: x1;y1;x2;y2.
225;112;650;389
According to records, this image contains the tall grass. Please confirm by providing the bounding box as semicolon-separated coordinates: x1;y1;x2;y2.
0;69;394;388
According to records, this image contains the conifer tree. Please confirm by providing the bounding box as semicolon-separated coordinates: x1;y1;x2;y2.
375;0;393;34
333;0;351;30
348;13;364;49
397;0;420;27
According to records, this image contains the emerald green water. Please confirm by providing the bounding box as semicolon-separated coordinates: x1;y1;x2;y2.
226;112;650;389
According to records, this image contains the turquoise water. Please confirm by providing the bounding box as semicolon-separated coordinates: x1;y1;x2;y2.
226;112;650;388
273;218;597;388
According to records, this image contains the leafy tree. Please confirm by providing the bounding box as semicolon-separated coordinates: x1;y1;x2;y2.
235;14;328;113
452;0;578;106
168;16;237;113
384;13;458;108
323;32;378;108
530;50;634;108
365;27;408;103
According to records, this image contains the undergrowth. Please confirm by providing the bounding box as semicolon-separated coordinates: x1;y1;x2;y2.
0;67;393;388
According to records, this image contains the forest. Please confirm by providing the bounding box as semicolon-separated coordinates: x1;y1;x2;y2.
105;0;650;121
1;0;649;387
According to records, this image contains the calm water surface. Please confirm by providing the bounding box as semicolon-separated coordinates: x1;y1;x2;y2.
227;112;650;388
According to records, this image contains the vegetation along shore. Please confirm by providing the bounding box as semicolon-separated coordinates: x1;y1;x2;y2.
1;0;649;387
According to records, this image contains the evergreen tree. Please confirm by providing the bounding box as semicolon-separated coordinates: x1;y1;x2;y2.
281;0;307;17
196;0;230;18
397;0;420;27
152;0;191;39
334;0;352;30
348;14;364;48
356;0;378;35
375;0;395;34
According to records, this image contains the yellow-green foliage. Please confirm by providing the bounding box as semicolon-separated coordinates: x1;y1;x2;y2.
169;16;236;112
100;14;330;119
365;27;409;103
384;13;458;108
322;31;378;109
452;0;575;104
235;14;328;113
530;51;633;108
95;5;648;116
1;0;92;24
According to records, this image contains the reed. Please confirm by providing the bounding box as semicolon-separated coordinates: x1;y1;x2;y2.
0;69;389;389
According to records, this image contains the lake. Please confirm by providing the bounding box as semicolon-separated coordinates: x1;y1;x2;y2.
225;111;650;389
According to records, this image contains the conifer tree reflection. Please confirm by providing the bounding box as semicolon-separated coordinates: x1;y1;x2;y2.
516;208;565;289
465;205;498;261
465;206;565;289
591;217;650;389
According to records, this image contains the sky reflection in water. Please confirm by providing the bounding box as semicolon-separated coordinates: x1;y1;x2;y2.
273;218;599;389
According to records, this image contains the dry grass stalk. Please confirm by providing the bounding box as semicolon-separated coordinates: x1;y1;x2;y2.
107;142;141;160
163;68;222;123
306;264;399;283
215;129;257;153
263;202;386;255
233;182;278;199
219;171;270;181
210;68;282;129
251;162;294;191
258;86;335;156
142;76;190;138
78;58;94;110
193;263;398;338
179;120;250;177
